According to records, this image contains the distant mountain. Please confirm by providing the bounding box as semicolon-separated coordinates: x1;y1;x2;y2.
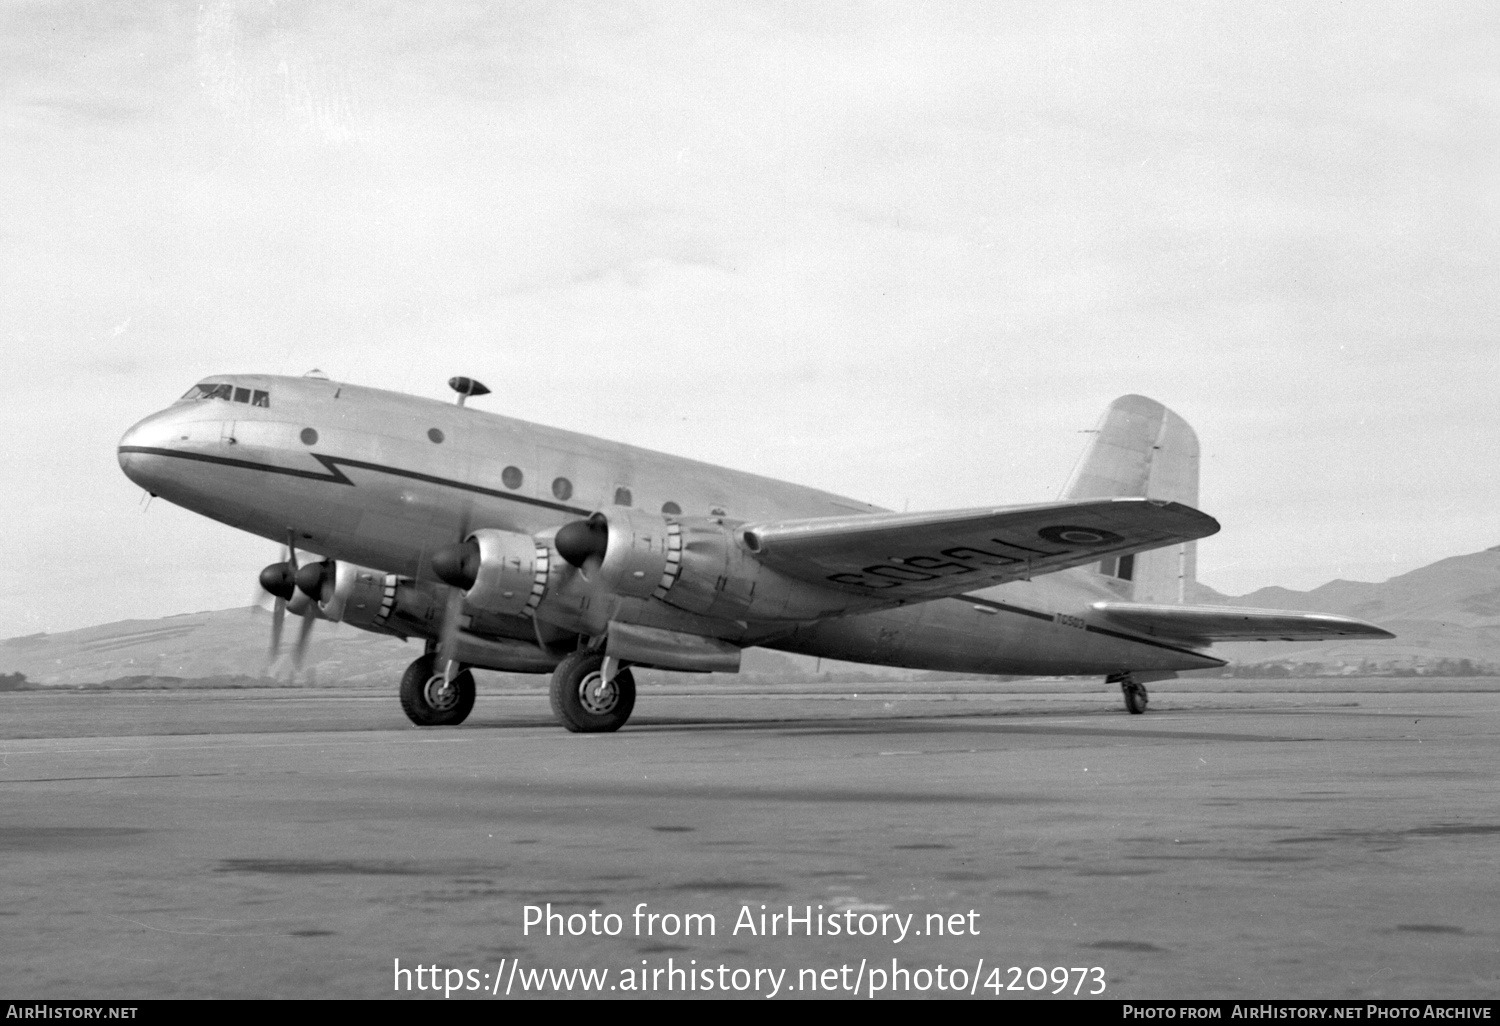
0;609;418;687
0;607;856;687
6;547;1497;685
1191;546;1500;669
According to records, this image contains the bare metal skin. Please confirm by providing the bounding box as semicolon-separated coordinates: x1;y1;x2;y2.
119;375;1392;730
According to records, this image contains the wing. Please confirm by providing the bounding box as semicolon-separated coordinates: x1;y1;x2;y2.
740;498;1219;601
1092;603;1396;644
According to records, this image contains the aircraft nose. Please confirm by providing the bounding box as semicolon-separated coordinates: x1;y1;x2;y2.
117;410;182;491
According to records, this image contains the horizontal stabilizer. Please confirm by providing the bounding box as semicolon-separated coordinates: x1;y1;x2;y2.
741;498;1220;601
1091;602;1397;644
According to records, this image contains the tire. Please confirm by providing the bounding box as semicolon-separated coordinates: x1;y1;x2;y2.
549;651;635;733
399;654;476;726
1123;682;1148;715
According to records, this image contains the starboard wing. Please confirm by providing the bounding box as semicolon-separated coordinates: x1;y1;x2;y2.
739;498;1220;601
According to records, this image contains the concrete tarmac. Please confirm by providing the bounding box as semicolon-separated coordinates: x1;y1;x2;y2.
1;680;1496;1000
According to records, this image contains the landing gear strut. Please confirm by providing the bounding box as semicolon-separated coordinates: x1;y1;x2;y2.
1107;672;1149;714
400;652;476;726
549;650;636;733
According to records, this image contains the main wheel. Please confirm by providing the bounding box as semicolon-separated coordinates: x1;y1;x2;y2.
549;651;635;733
1123;681;1149;715
399;653;476;726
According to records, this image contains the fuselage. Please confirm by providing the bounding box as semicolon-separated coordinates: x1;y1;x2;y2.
118;374;1222;676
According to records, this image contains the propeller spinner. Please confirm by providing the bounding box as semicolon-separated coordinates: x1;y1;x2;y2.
430;539;481;591
555;515;608;569
258;562;297;600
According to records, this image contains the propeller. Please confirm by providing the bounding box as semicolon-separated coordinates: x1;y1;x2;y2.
555;514;608;576
256;534;336;677
257;539;299;670
292;558;335;669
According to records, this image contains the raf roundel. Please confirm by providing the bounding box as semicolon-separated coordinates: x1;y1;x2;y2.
1037;525;1122;546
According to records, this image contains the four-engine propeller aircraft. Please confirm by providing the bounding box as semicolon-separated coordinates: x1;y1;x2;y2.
117;375;1393;731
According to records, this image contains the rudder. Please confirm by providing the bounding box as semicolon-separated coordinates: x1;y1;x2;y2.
1062;395;1200;604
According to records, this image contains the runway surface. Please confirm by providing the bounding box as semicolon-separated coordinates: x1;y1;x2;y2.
1;680;1496;1000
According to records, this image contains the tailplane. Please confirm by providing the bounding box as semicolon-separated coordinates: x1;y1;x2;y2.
1062;395;1200;604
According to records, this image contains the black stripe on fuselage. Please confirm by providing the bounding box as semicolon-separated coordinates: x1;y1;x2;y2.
118;446;593;516
958;595;1054;622
954;594;1217;661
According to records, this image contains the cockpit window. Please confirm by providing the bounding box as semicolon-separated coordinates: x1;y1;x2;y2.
181;383;270;407
182;383;232;401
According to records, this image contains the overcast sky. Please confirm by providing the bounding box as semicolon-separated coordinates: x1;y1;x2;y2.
3;0;1497;635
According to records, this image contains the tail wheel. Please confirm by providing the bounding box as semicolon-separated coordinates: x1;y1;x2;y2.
549;651;635;733
1108;672;1149;714
400;653;476;726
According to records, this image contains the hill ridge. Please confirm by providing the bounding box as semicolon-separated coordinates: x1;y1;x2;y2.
8;547;1500;684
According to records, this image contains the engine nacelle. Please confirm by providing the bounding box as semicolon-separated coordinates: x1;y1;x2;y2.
562;507;761;619
469;528;550;616
315;561;374;622
432;528;550;618
654;514;851;622
654;516;756;619
589;507;675;598
318;562;442;636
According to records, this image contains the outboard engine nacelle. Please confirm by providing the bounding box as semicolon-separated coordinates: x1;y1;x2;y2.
311;560;413;628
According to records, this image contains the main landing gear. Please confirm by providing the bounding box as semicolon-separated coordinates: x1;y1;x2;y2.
400;652;476;726
1107;672;1149;715
549;650;636;733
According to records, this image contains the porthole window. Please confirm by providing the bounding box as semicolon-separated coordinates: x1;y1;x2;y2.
662;501;681;515
300;428;318;445
552;477;573;501
427;428;445;443
613;487;633;507
501;466;523;489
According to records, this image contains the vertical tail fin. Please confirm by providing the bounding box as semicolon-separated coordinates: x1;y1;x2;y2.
1062;395;1200;604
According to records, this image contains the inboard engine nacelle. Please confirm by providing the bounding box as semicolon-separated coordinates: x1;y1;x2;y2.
431;528;551;618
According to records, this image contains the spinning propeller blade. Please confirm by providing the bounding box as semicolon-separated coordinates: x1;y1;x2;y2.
257;539;300;667
432;512;474;682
